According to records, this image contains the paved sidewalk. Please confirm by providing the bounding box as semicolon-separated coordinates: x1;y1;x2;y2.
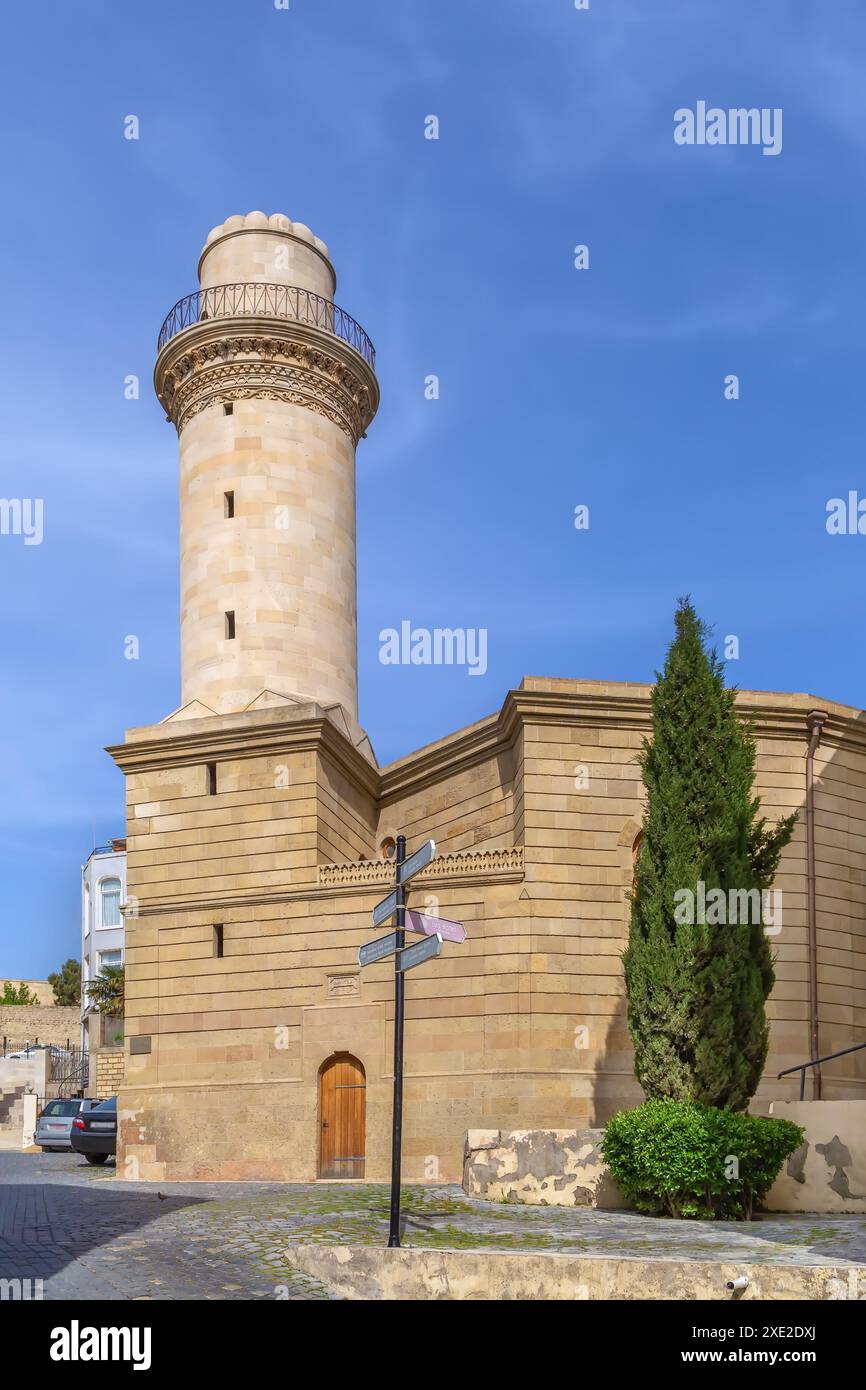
0;1152;332;1300
2;1151;865;1300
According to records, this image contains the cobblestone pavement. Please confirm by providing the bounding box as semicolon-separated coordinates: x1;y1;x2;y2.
1;1151;865;1300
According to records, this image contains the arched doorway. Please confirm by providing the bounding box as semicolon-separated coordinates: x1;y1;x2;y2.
318;1053;366;1178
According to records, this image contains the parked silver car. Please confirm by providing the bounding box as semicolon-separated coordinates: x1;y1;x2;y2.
5;1044;71;1064
35;1098;85;1151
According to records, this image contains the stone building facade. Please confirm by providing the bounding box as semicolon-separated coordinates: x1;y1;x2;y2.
110;213;866;1183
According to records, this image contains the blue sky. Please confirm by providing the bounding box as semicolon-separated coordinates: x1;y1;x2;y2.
1;0;865;977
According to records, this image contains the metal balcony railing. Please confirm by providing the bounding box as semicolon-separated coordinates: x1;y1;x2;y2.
157;282;376;366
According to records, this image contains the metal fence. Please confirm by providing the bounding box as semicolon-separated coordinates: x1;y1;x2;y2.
53;1047;89;1096
0;1040;89;1095
2;1038;71;1055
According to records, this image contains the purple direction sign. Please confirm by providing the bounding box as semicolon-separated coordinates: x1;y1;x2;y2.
405;910;466;944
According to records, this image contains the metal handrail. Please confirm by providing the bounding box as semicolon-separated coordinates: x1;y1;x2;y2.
157;281;376;366
55;1048;89;1099
777;1040;866;1100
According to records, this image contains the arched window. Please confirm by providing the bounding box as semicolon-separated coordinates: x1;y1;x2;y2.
100;878;122;928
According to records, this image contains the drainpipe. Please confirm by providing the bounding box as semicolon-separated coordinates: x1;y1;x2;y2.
805;710;827;1100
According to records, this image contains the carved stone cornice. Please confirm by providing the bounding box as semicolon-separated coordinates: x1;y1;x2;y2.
154;315;379;443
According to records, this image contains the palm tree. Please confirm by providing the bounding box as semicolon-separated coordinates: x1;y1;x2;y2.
84;965;125;1019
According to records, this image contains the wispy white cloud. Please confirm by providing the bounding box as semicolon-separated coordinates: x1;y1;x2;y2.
482;0;866;182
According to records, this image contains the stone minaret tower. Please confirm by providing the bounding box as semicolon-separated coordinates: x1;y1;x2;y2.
154;211;379;720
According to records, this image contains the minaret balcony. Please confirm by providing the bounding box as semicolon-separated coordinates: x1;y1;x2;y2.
157;281;375;367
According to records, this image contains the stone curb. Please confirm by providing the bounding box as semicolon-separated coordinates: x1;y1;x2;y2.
285;1243;866;1302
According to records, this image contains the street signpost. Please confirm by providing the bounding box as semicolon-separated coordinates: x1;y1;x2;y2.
387;836;408;1248
397;933;443;972
359;834;465;1248
357;932;399;968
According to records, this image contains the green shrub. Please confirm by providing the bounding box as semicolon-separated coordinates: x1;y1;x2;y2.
1;981;38;1005
601;1099;803;1220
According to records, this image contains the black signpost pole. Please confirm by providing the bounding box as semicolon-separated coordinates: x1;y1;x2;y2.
387;834;407;1247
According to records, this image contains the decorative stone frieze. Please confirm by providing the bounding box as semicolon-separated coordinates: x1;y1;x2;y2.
317;847;525;890
155;324;377;442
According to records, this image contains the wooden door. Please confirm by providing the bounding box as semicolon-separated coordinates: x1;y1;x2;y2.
318;1054;366;1178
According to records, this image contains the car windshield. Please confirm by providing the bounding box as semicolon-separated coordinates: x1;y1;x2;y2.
41;1101;80;1117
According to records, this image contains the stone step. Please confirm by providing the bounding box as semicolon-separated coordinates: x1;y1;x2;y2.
0;1087;26;1126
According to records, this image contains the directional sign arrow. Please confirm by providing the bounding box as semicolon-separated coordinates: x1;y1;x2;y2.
358;932;399;968
398;838;436;886
396;933;443;973
405;910;466;944
372;888;399;930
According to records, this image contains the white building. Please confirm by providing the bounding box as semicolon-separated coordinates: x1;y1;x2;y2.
81;840;126;1050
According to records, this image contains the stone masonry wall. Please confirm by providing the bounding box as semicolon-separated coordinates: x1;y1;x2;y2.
0;1006;79;1049
0;979;55;1006
94;1047;126;1099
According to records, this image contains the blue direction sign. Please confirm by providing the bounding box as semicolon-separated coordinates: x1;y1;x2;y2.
372;887;399;930
396;933;443;973
358;932;399;968
399;838;436;885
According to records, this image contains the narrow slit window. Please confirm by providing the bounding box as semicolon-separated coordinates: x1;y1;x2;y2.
224;490;235;519
223;402;233;416
206;762;217;796
225;611;236;640
214;924;224;959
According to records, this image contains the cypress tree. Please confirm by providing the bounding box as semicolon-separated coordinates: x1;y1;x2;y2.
623;599;796;1111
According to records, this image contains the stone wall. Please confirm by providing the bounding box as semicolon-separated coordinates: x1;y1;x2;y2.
286;1244;866;1302
766;1100;866;1213
466;1108;866;1216
0;1052;49;1148
0;979;55;1006
463;1128;626;1208
0;1005;79;1049
93;1046;126;1099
